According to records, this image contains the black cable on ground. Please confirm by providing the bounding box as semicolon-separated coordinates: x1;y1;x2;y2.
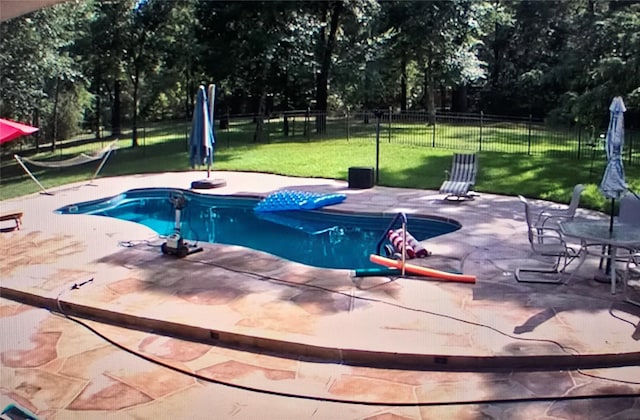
53;283;640;407
189;256;583;356
115;241;640;388
609;304;638;329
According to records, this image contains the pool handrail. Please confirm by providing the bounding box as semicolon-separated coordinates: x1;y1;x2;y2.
375;212;408;256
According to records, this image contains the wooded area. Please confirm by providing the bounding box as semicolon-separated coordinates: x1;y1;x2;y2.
0;0;638;149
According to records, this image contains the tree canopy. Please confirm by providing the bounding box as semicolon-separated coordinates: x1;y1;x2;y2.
1;0;638;144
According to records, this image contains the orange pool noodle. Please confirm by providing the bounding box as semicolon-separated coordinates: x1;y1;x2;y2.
369;254;476;284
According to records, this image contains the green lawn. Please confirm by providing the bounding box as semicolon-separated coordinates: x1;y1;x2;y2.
1;119;638;215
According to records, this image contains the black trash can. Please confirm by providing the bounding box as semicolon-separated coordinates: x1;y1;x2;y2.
348;166;374;189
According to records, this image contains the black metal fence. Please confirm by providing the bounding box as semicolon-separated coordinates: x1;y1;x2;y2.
218;109;639;167
3;109;638;168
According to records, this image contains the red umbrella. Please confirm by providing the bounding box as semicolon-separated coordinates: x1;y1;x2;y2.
0;118;39;144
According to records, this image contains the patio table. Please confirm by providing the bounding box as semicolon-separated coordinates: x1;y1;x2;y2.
559;220;640;294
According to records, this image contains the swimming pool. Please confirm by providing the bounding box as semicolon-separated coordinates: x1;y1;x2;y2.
56;188;460;270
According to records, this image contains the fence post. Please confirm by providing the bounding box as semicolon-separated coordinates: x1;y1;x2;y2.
346;109;350;141
388;106;392;143
628;130;634;166
265;116;270;143
226;112;230;148
577;125;582;160
479;111;483;151
304;107;310;140
432;110;436;148
527;114;532;155
375;110;382;184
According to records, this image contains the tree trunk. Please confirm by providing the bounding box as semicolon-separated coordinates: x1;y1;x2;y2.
424;62;435;125
131;68;140;147
33;108;40;153
51;78;60;152
253;61;270;143
185;74;193;121
315;0;343;134
94;74;102;141
400;54;407;111
452;85;468;113
491;18;504;91
111;79;122;137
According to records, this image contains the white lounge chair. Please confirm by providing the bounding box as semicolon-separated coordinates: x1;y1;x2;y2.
439;153;478;201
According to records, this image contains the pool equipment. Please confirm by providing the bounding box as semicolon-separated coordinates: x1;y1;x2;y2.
161;191;203;257
255;190;346;212
354;267;402;277
370;254;476;283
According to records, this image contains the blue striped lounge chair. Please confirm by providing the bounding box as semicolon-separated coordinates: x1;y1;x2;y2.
439;153;478;200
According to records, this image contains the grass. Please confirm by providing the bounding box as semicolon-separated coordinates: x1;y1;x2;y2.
1;118;638;215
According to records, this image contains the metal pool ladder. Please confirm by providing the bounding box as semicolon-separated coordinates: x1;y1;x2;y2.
375;212;408;275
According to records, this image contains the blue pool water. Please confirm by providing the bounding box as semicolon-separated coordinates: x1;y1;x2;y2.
56;188;460;270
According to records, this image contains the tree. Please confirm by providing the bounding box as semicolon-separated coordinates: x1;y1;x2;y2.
377;1;485;120
313;0;343;132
198;1;320;139
124;0;175;147
78;0;131;140
555;1;640;127
0;1;90;150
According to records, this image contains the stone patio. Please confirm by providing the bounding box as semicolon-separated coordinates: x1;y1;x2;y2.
1;171;639;419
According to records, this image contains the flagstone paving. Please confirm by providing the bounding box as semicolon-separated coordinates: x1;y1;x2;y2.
1;171;639;419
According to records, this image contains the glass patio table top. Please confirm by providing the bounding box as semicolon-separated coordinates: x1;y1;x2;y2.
559;220;640;294
559;220;640;248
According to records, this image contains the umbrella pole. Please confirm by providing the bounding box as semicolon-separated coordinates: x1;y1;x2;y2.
609;198;615;233
604;198;615;275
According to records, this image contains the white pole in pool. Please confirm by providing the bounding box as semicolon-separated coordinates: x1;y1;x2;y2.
401;221;407;275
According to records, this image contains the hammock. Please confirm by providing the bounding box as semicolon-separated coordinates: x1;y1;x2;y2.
14;141;118;195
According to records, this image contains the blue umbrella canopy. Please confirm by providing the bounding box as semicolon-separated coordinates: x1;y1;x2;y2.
599;96;627;200
189;85;215;175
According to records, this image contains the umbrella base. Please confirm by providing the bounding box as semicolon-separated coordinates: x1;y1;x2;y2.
191;178;226;189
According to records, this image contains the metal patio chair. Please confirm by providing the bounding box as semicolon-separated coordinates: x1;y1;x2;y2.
622;251;640;307
534;184;585;229
515;195;581;284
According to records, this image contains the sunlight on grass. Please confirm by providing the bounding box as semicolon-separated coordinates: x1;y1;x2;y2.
1;119;638;215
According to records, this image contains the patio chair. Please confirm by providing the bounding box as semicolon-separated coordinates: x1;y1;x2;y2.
597;193;640;271
515;195;580;284
619;192;640;225
622;251;640;307
439;153;478;200
534;184;585;229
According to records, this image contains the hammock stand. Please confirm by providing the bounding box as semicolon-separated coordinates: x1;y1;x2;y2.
13;141;118;195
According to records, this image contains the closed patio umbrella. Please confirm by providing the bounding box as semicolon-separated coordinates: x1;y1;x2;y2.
189;85;214;174
599;96;627;232
189;84;225;189
0;118;38;144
